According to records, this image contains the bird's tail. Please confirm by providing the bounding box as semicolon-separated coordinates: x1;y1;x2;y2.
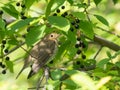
27;70;35;79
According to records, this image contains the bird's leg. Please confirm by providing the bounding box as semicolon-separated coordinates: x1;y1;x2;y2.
36;73;45;90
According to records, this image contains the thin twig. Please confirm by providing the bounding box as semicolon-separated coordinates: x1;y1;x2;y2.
36;74;45;90
28;86;44;90
96;26;120;38
88;0;90;6
93;46;103;59
0;42;25;58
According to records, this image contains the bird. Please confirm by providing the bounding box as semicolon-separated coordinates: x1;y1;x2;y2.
16;32;59;79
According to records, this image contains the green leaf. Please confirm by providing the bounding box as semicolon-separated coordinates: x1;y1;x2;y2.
0;31;5;42
8;18;36;32
2;4;19;18
106;51;112;58
48;16;70;31
97;58;110;68
115;62;120;68
67;30;76;44
65;70;96;90
93;0;102;6
0;18;6;30
72;12;85;20
51;0;65;11
25;0;36;9
80;20;94;39
51;69;62;80
94;14;109;26
112;0;118;4
67;0;74;5
5;60;14;73
45;0;55;17
25;25;46;46
55;40;71;60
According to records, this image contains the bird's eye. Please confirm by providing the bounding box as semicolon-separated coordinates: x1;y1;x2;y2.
50;34;53;37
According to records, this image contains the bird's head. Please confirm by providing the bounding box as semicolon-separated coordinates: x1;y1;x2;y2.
46;33;60;40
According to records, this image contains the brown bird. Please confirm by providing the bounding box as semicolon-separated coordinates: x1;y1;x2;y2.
16;32;59;79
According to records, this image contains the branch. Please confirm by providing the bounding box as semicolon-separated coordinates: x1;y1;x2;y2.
94;35;120;51
0;42;25;58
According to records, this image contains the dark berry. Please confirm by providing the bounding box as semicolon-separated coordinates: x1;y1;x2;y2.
80;64;84;68
71;21;75;25
4;49;8;53
75;18;80;23
61;14;66;17
49;60;53;64
1;44;5;48
61;12;68;17
79;41;83;47
22;34;26;38
0;62;2;66
77;37;81;41
21;4;26;8
16;2;20;6
53;13;57;16
5;56;10;61
56;9;60;13
75;44;79;48
64;12;68;16
70;27;74;32
20;12;24;15
76;61;81;65
1;64;5;68
74;24;79;29
64;62;67;65
77;49;82;54
0;10;3;15
61;6;65;9
69;14;73;17
2;40;6;44
21;16;27;19
2;70;6;74
82;43;86;48
82;54;86;59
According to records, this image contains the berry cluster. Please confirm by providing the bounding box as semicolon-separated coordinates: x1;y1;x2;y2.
16;2;27;19
53;5;68;17
75;37;86;59
0;39;10;74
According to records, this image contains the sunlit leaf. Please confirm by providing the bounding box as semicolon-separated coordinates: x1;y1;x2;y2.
80;20;94;39
2;4;19;18
50;69;62;80
94;0;102;6
25;0;36;9
25;25;46;46
8;18;36;32
0;18;6;30
51;0;65;11
65;70;96;90
45;0;55;17
5;60;14;73
48;16;70;32
96;76;111;89
97;58;110;68
94;14;109;26
72;12;85;20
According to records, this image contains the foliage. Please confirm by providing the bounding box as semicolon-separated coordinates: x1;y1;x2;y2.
0;0;120;90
